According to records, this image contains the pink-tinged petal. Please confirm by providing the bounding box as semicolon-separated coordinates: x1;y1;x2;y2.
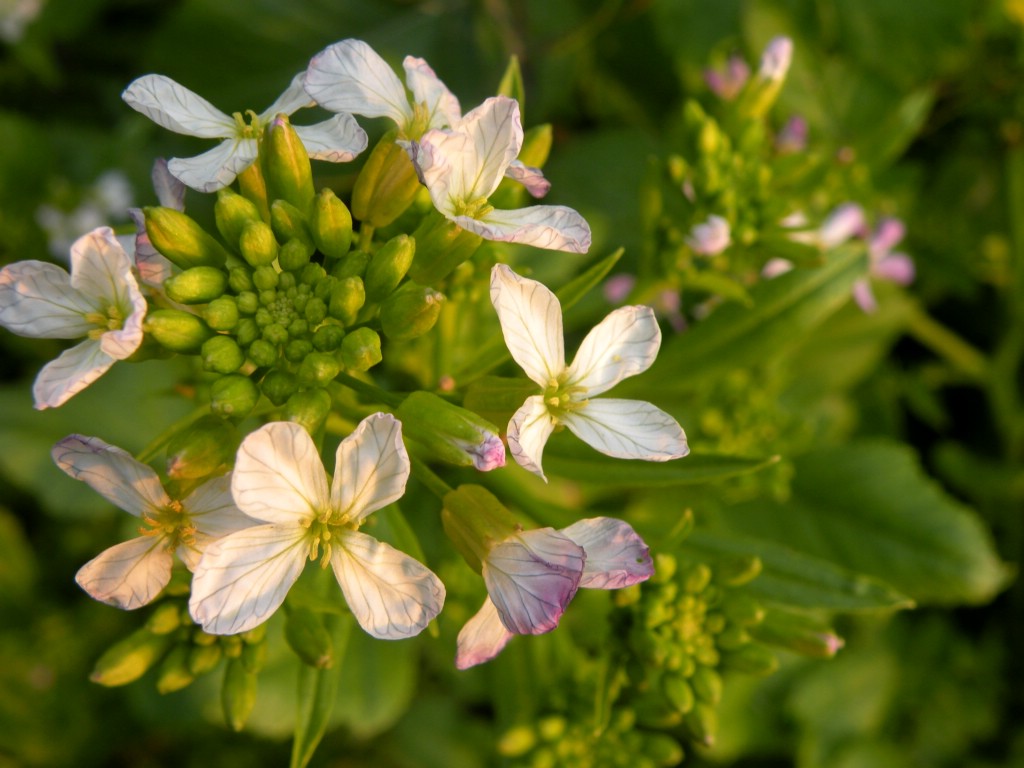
503;160;551;199
259;73;314;121
52;434;169;516
304;39;412;126
294;115;368;162
99;303;146;362
566;305;661;397
403;55;461;129
762;257;795;279
561;517;654;589
483;527;584;635
870;217;905;257
167;139;258;193
851;277;877;313
469;434;506;471
122;74;234;139
874;252;914;286
489;264;565;386
456;598;514;669
562;399;689;461
76;536;172;610
412;128;468;215
330;530;445;639
686;214;731;256
0;261;95;338
446;96;522;201
33;340;115;409
507;396;557;481
151;158;186;211
129;208;175;288
461;204;591;253
181;475;255;569
189;523;308;635
819;203;865;248
331;413;410;525
232;422;329;525
758;36;793;82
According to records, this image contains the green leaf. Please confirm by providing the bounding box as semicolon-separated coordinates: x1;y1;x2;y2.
684;530;912;612
290;614;352;768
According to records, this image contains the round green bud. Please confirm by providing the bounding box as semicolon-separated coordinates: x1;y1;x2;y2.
408;212;483;286
298;351;341;386
235;317;259;348
262;323;289;346
279;271;296;292
690;665;723;705
328;276;365;326
253;307;272;328
720;643;780;675
365;234;415;302
283;387;332;436
279;238;311;272
380;282;445;341
311;187;353;260
239;639;268;674
304;296;328;326
285;607;334;669
313;275;336;301
237;291;259;315
155;645;196;694
90;627;174;687
287;317;308;338
312;322;346;352
187;643;223;677
247;338;278;367
260;369;298;406
145;309;214;353
252;265;280;291
270;199;314;252
228;266;255;294
165;265;228;305
165;414;238;480
145;602;184;635
258;289;278;307
210;374;259;419
144;206;230;270
204;296;240;331
285;338;314;363
215;188;263;250
683;701;718;748
239;220;279;268
299;262;327;287
201;335;245;374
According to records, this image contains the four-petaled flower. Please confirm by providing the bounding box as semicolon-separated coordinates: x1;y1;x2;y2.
0;227;147;409
122;73;367;192
408;97;591;252
53;434;251;610
456;517;654;669
490;264;689;480
189;414;445;638
853;216;915;313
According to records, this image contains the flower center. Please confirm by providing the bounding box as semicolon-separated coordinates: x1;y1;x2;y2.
451;195;494;220
304;511;357;568
138;499;196;552
233;109;264;139
85;304;125;340
404;101;433;141
542;375;589;419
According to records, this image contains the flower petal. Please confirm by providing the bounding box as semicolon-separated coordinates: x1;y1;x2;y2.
561;517;654;589
561;398;689;461
304;39;412;126
566;305;661;396
507;395;557;481
189;523;308;634
455;598;514;669
167;139;258;193
331;412;410;525
447;96;522;201
874;252;914;286
330;530;444;639
483;527;584;635
461;204;591;253
0;261;95;338
151;158;186;211
232;421;329;525
259;73;314;121
294;114;368;162
76;536;172;610
410;128;468;216
489;263;565;386
179;474;254;570
52;434;169;515
69;228;146;340
33;340;116;409
122;74;234;138
504;159;551;199
852;277;877;313
403;55;461;129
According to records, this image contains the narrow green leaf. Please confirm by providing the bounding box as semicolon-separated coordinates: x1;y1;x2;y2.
289;615;352;768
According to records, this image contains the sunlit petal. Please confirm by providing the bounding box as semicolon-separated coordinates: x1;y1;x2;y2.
403;55;461;128
167;139;258;193
489;264;564;386
562;399;689;461
122;74;234;138
52;434;169;516
463;205;591;253
562;517;654;589
33;340;115;409
507;396;557;482
455;598;514;669
504;159;551;198
76;536;172;610
450;96;521;201
181;475;255;569
0;261;95;338
566;306;661;396
304;39;412;126
331;413;410;525
259;73;314;120
295;114;368;162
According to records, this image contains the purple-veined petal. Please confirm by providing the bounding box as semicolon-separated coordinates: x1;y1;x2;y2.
562;398;689;461
851;277;877;313
189;523;309;635
179;474;254;570
76;536;172;610
232;421;329;525
403;55;461;129
504;159;551;199
412;127;468;215
52;434;169;515
33;340;115;409
304;39;412;126
331;413;410;525
294;114;368;162
566;305;661;397
330;530;444;639
0;261;95;338
462;204;591;253
874;252;914;286
151;158;186;211
129;207;175;288
489;264;565;386
122;74;234;139
167;139;258;193
483;527;584;635
259;73;314;121
456;598;514;669
69;228;144;327
507;395;557;481
449;96;522;201
561;517;654;589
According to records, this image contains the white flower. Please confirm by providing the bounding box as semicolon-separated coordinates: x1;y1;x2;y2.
490;264;688;481
53;434;251;610
686;214;731;256
0;227;147;409
122;73;367;192
189;414;445;638
410;97;591;252
758;36;793;82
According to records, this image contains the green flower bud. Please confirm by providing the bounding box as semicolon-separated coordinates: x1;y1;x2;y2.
441;484;520;573
284;607;334;669
287;317;308;338
221;657;258;732
145;309;214;353
239;220;279;268
270;199;315;253
261;114;315;216
339;327;381;371
681;563;713;594
285;338;314;363
187;642;223;676
201;335;245;374
312;188;353;260
235;317;259;347
380;282;444;341
662;673;695;715
351;130;421;227
304;296;328;326
228;266;254;293
258;289;279;308
397;391;505;471
407;212;484;286
749;609;843;659
144;206;230;269
365;234;415;302
155;644;195;694
240;638;268;674
210;374;259;419
215;187;263;250
236;160;270;222
164;265;228;305
683;701;718;748
312;322;346;352
145;602;184;635
721;642;780;676
644;734;684;768
298;351;340;386
278;238;312;272
300;262;327;287
260;369;297;406
90;627;174;687
247;338;278;367
328;276;365;326
690;664;723;705
722;593;765;626
283;387;332;435
204;296;240;331
252;264;280;291
330;250;369;280
237;290;259;315
262;322;288;346
497;725;537;757
165;414;238;480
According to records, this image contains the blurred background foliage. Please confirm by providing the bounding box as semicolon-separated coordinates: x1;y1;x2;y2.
1;0;1023;766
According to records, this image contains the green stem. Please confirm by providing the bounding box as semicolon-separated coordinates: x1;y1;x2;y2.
409;455;452;499
904;301;988;383
331;373;403;408
357;223;376;252
135;404;210;464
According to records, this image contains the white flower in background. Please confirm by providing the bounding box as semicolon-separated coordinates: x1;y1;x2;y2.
853;217;915;313
53;435;250;610
190;414;445;638
490;264;688;481
410;97;591;252
758;36;793;82
686;214;732;256
0;227;146;409
122;73;368;192
35;170;135;261
0;0;44;44
456;517;654;669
